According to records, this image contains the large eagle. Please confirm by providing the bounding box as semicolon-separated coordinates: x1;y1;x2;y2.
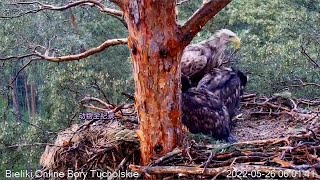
181;29;241;85
181;74;233;142
197;67;247;119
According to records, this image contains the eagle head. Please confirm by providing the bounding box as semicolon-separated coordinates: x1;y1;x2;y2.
215;29;241;49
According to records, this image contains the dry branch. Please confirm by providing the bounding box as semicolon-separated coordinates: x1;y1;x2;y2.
300;44;320;68
1;143;59;150
1;38;127;62
239;93;320;120
149;148;182;166
79;96;136;123
35;38;127;62
290;79;320;88
0;54;36;61
2;0;123;18
80;97;115;109
176;0;191;5
179;0;231;47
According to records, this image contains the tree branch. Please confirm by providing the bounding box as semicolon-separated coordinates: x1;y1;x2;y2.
300;44;320;68
92;79;111;103
0;143;60;152
2;0;123;18
10;60;34;85
290;79;320;88
179;0;231;47
1;38;128;62
80;96;115;109
0;54;36;61
176;0;191;5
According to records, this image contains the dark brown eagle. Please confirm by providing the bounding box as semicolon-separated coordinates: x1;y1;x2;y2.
181;29;241;85
181;75;233;142
197;67;247;119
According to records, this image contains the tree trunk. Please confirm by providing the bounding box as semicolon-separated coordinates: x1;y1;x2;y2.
121;0;183;165
30;82;36;117
112;0;232;166
24;78;31;120
9;77;22;122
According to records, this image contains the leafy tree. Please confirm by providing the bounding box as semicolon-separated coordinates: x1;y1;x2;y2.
193;0;320;98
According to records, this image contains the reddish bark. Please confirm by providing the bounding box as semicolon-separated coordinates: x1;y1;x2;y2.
121;0;183;165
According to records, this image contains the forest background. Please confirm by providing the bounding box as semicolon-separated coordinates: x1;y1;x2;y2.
0;0;319;172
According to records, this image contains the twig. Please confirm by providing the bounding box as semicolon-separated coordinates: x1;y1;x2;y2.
176;0;191;5
200;151;213;173
298;99;320;106
121;92;135;100
0;143;60;151
92;79;110;103
82;104;108;112
80;97;114;109
107;148;139;180
290;79;320;88
306;128;320;142
149;148;182;166
300;45;320;68
1;38;128;62
10;59;34;84
2;0;123;19
179;0;231;47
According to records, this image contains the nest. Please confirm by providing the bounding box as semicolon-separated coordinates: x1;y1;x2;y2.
131;128;320;179
39;121;140;179
39;94;320;179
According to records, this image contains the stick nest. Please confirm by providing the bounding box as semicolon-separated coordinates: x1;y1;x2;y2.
40;121;140;176
39;94;320;179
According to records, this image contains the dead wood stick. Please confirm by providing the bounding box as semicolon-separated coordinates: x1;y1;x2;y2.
211;156;270;167
297;99;320;106
129;164;320;178
82;104;108;112
149;148;182;166
232;133;312;147
214;151;275;160
240;94;256;100
121;92;135;100
199;151;213;172
108;148;139;180
80;97;114;109
0;143;60;151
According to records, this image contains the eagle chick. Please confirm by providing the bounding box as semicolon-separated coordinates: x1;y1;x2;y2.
197;67;247;119
181;75;233;142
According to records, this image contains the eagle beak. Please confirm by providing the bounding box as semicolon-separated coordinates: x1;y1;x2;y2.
230;36;241;49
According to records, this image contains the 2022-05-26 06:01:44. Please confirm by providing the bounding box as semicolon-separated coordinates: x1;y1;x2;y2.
226;169;318;179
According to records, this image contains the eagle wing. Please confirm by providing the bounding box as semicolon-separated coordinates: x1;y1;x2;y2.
181;45;209;77
197;68;243;118
182;87;231;141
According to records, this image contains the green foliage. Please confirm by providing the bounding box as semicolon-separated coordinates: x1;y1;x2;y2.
0;116;55;173
0;0;319;174
0;2;133;172
179;0;320;98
